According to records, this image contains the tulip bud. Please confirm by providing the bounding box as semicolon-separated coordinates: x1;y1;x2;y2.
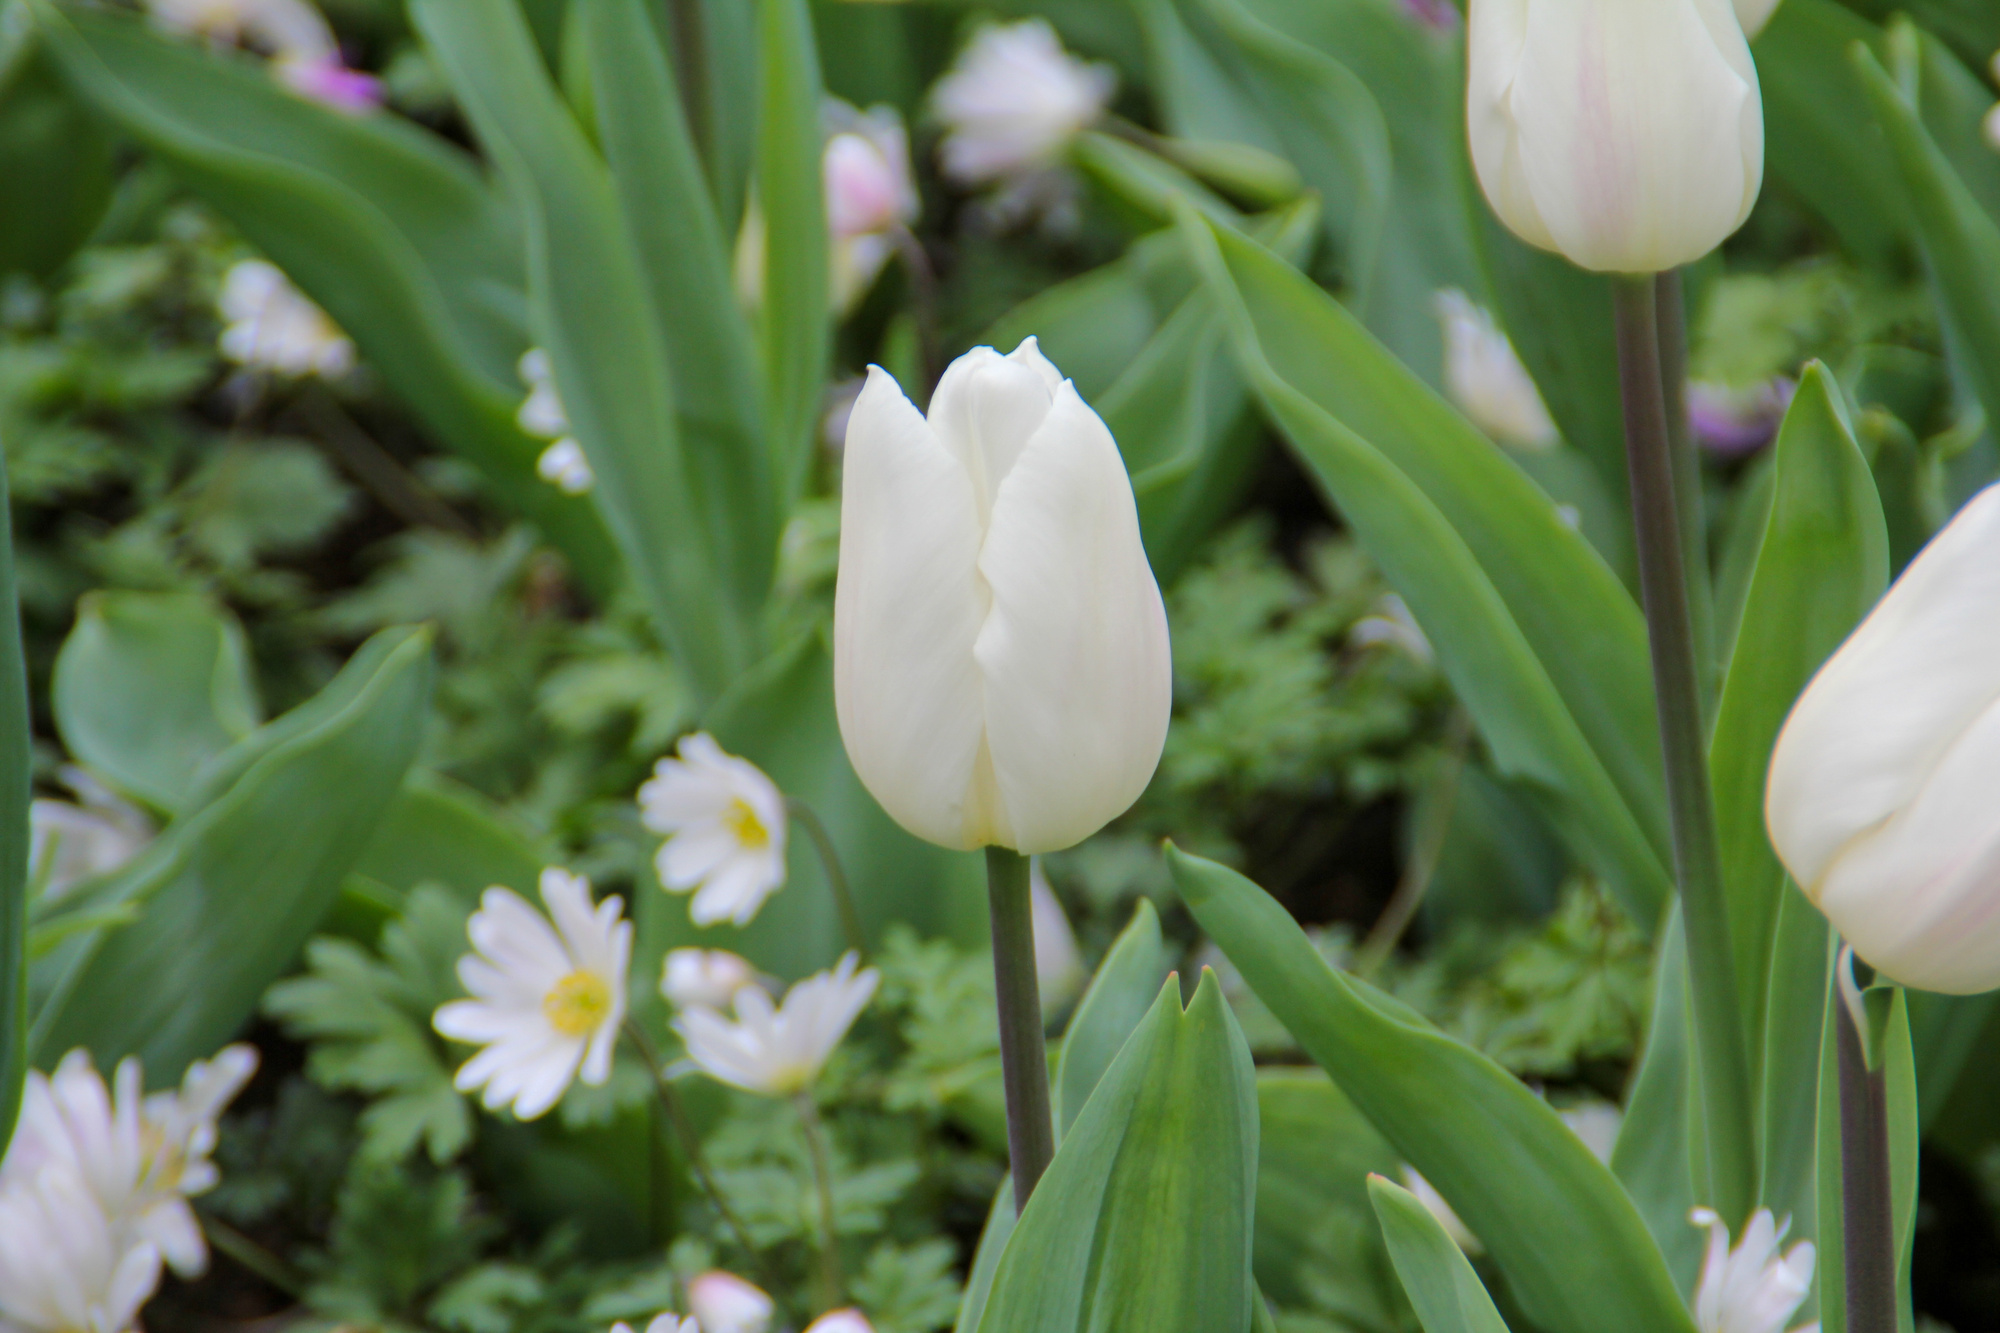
1766;485;2000;994
1466;0;1764;273
833;340;1171;854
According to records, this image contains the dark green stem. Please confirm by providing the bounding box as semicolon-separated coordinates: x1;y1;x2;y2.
624;1022;774;1285
198;1211;305;1297
986;847;1055;1213
796;1092;844;1310
1653;270;1715;724
1612;276;1755;1224
1835;968;1897;1333
788;798;867;958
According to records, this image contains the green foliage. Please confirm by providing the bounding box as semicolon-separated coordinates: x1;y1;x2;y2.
264;885;473;1166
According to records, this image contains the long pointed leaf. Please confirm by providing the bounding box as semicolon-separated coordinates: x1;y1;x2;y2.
1171;846;1695;1333
1369;1175;1513;1333
0;452;27;1146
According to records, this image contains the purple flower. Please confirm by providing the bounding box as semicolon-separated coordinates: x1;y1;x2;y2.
1688;377;1795;457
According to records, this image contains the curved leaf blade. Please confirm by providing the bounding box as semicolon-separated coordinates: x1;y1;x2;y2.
1369;1174;1513;1333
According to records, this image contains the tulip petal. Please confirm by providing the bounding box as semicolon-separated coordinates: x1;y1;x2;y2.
929;343;1056;518
834;367;990;849
1768;486;2000;896
975;382;1171;853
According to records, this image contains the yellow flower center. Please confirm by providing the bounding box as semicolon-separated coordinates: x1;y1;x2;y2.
544;969;612;1036
723;796;770;849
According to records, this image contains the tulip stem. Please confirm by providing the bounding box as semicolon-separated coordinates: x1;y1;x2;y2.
796;1091;845;1310
1612;276;1755;1224
1653;270;1715;722
788;798;868;957
986;846;1056;1213
624;1022;773;1284
1836;955;1898;1333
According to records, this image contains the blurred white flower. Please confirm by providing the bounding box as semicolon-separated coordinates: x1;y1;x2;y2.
1400;1166;1480;1254
1349;594;1433;666
675;952;879;1097
639;733;789;927
433;868;632;1120
516;350;594;494
145;0;378;111
1029;860;1085;1015
1690;1207;1816;1333
930;20;1115;187
1689;378;1795;457
1985;102;2000;154
0;1165;160;1333
661;948;760;1011
1559;1101;1622;1165
1433;289;1558;451
805;1312;874;1333
30;775;152;902
217;259;354;378
686;1271;775;1333
1;1045;257;1280
610;1317;697;1333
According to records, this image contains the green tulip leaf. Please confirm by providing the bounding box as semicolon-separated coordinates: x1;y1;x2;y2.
0;33;114;279
1179;211;1671;924
1171;846;1696;1333
31;627;434;1083
975;971;1259;1333
1369;1174;1513;1333
52;591;262;815
0;454;29;1148
414;0;767;701
1255;1070;1403;1315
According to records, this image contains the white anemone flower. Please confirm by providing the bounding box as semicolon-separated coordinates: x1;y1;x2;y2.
29;796;151;902
2;1045;257;1279
1400;1166;1480;1255
433;868;632;1120
610;1317;697;1333
639;733;789;927
0;1166;161;1333
516;350;594;494
930;20;1115;187
217;260;355;378
686;1271;776;1333
806;1312;874;1333
1434;289;1558;451
1690;1208;1816;1333
661;948;761;1011
675;953;879;1097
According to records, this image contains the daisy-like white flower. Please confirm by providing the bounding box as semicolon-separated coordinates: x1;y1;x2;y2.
610;1317;697;1333
661;948;760;1011
929;20;1115;187
1434;289;1558;452
515;350;595;494
1690;1207;1817;1333
1;1045;257;1279
0;1165;161;1333
675;953;879;1097
145;0;380;111
30;776;152;902
433;868;632;1120
806;1311;874;1333
639;733;789;927
686;1271;776;1333
1029;860;1085;1016
1400;1166;1480;1255
217;260;355;378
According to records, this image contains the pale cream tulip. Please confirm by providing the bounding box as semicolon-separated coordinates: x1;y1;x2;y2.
833;340;1171;854
1766;485;2000;993
1466;0;1763;273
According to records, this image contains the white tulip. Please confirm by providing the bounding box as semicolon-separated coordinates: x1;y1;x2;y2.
1689;1207;1815;1333
1765;485;2000;993
930;20;1115;187
1;1045;257;1281
639;733;789;927
834;340;1171;854
433;869;631;1119
1466;0;1764;273
660;948;760;1011
1433;289;1558;451
217;260;354;378
1735;0;1782;38
675;953;879;1098
686;1271;775;1333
